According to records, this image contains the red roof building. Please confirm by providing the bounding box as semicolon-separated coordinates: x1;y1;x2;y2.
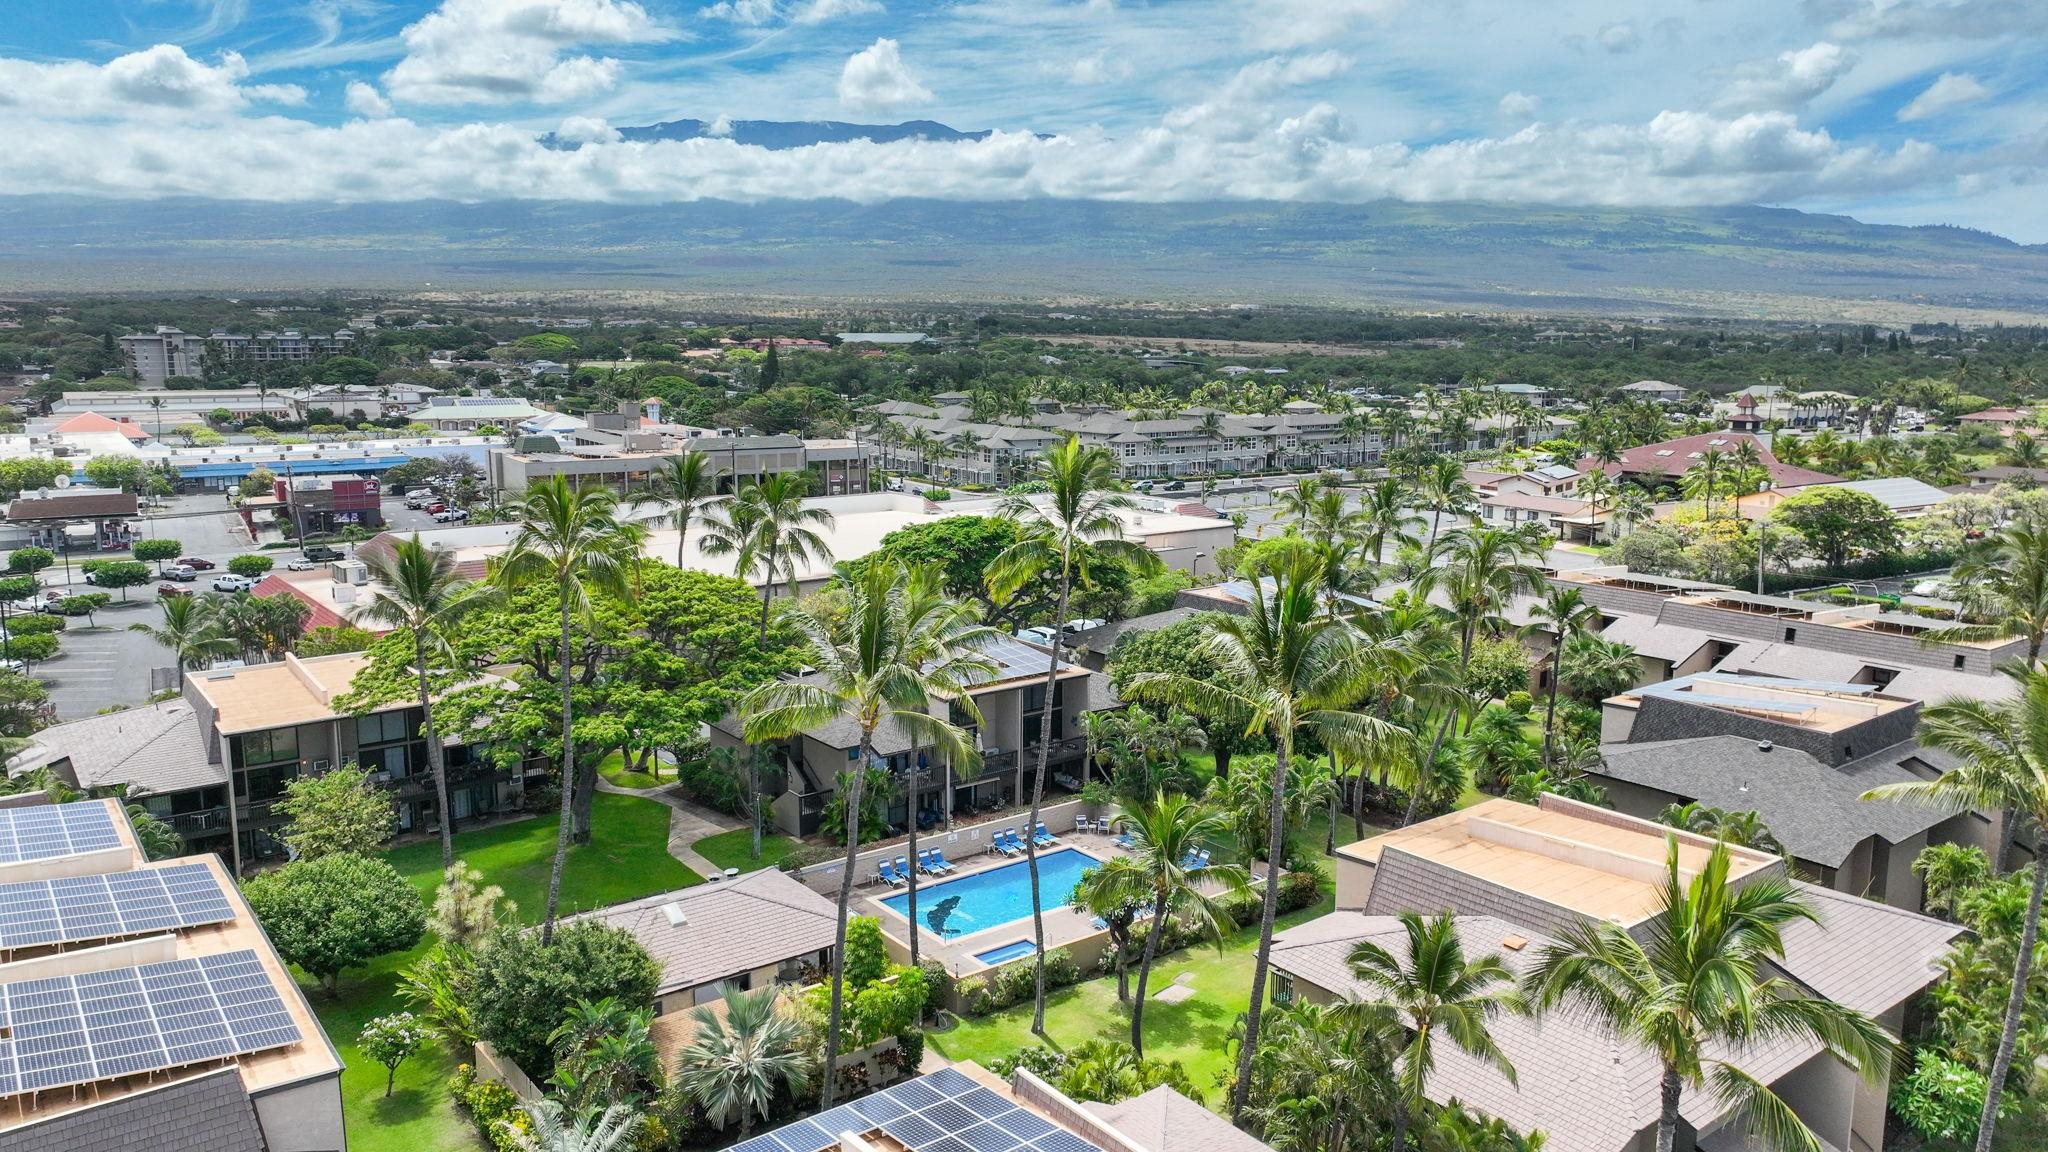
1578;432;1839;490
51;411;150;441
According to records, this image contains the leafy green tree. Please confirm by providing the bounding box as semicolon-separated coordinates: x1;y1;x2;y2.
82;454;147;492
6;547;54;576
90;559;151;599
1055;1039;1204;1106
0;670;51;737
1864;663;2048;1152
349;534;495;867
1929;522;2048;667
491;476;635;941
1241;1000;1395;1152
226;554;274;578
1914;842;1992;921
471;920;661;1075
1770;487;1900;572
243;854;427;994
359;1012;429;1097
1124;552;1406;1115
1530;840;1895;1152
133;537;182;572
0;457;65;498
430;859;516;950
1461;636;1532;704
675;983;813;1140
128;595;235;690
2;634;58;666
1559;633;1640;702
1656;802;1785;854
988;436;1161;1033
516;1100;642;1152
1344;912;1526;1152
125;804;184;860
297;623;376;656
276;762;392;860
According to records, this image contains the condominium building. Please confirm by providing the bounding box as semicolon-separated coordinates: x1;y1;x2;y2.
0;797;344;1152
118;327;357;386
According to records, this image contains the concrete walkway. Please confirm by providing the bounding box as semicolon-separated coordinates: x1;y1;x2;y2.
593;774;744;879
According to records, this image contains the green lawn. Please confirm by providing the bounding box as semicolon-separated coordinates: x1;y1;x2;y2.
929;894;1337;1106
306;792;703;1152
596;750;662;790
693;827;801;873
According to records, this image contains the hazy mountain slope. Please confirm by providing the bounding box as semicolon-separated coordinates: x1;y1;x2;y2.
0;197;2041;321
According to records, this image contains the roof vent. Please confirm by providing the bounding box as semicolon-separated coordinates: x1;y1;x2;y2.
662;902;689;927
1500;934;1528;952
1757;740;1773;751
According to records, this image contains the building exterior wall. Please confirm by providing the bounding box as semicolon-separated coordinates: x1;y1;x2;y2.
249;1071;349;1152
1768;1050;1860;1152
1334;851;1376;910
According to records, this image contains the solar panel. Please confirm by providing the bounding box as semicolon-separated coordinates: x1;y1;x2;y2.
0;864;235;949
0;804;123;864
0;949;300;1097
736;1069;1107;1152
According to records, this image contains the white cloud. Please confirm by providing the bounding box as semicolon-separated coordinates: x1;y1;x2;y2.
792;0;882;23
838;38;931;113
1898;72;1991;121
0;45;303;117
1243;0;1401;51
1497;90;1540;121
383;0;662;105
1598;22;1639;53
1808;0;2048;41
552;115;620;143
700;0;777;22
1164;51;1351;139
343;80;393;117
1716;42;1854;112
699;0;877;24
1054;51;1132;85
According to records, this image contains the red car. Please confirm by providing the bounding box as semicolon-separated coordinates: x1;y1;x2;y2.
157;583;191;597
177;557;217;571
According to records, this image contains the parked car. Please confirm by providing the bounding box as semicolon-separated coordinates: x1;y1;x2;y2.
177;557;216;571
36;589;65;607
424;502;447;515
211;575;254;593
1016;626;1060;646
157;583;191;597
1162;480;1185;491
886;477;906;493
432;507;469;523
1;659;24;675
302;545;343;562
285;558;320;571
163;564;198;582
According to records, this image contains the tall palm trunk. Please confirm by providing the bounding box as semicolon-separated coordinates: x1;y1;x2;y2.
905;742;922;971
1404;627;1475;828
1655;1064;1682;1152
752;613;772;860
416;631;454;869
1230;734;1292;1119
1026;562;1072;1035
1325;748;1339;855
541;591;576;944
1541;640;1564;769
1975;853;2045;1152
1388;1097;1411;1152
1127;890;1170;1056
821;733;873;1109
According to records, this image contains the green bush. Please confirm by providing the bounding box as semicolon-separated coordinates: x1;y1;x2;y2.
5;613;62;635
450;1065;532;1152
895;1029;926;1069
778;843;841;873
470;920;660;1076
955;948;1084;1016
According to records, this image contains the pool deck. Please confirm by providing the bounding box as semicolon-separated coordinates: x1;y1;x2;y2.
862;827;1132;975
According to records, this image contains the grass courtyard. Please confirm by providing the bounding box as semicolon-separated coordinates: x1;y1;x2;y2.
692;826;802;873
301;792;702;1152
928;893;1337;1104
597;750;664;790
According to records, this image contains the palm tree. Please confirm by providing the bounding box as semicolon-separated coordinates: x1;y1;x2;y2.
1274;476;1324;529
1862;663;2048;1151
1927;522;2048;667
128;595;235;691
988;436;1159;1034
1574;469;1618;544
1655;802;1784;854
740;560;981;1108
1615;485;1655;536
352;533;496;868
635;450;718;568
674;983;812;1141
490;476;635;942
1559;632;1641;703
1115;791;1245;1055
699;472;836;642
1418;458;1476;545
1912;842;1990;920
1530;839;1895;1152
1343;912;1525;1152
1524;585;1598;769
1359;477;1423;565
516;1100;642;1152
1123;552;1407;1116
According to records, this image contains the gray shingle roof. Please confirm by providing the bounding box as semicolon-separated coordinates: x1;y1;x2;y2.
1777;883;1963;1015
5;701;223;797
558;867;840;996
1713;642;1874;684
1882;666;2018;706
1087;1086;1277;1152
0;1067;265;1152
1597;614;1716;664
1593;736;1949;867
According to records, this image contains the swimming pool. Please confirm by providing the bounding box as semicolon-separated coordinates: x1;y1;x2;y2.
972;940;1039;965
880;847;1102;939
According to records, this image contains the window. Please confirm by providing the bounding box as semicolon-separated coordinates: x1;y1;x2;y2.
356;711;411;745
1271;972;1295;1004
239;727;299;767
1954;654;1967;670
1783;627;1797;643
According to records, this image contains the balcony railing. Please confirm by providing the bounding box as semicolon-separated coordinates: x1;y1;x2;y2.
163;808;231;836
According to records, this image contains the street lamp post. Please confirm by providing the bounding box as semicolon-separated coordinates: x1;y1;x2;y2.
1755;479;1772;595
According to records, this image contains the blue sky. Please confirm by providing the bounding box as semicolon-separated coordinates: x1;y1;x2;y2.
2;0;2044;239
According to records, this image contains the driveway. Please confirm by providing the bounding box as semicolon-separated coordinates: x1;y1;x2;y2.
33;598;168;719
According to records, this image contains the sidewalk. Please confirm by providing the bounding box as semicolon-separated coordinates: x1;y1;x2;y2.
593;775;743;878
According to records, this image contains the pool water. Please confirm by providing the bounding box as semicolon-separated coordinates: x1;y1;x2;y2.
880;847;1102;939
973;940;1039;965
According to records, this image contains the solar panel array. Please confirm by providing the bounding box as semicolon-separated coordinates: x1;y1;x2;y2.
0;949;301;1097
974;637;1068;682
729;1067;1103;1152
0;863;236;949
0;803;123;864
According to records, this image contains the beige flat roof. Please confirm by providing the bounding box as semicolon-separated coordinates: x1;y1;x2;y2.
186;652;374;734
1340;797;1774;926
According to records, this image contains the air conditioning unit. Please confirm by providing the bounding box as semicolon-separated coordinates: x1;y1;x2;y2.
312;759;332;773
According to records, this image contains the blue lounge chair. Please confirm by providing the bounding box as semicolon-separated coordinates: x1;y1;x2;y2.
931;848;957;873
1113;827;1134;849
1034;823;1057;846
1194;849;1211;870
895;856;912;879
878;861;905;887
1180;850;1199;870
997;829;1020;855
914;851;935;874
